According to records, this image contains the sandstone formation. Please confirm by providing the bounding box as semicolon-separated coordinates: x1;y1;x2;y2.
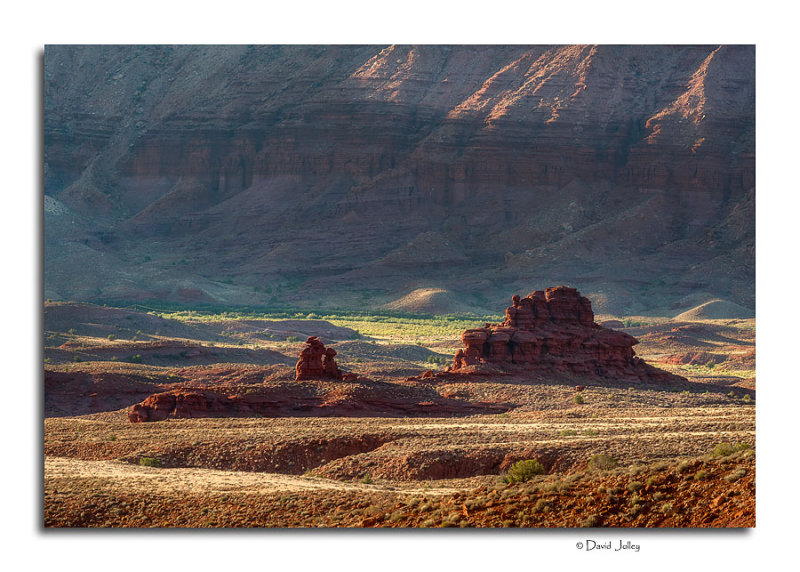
295;336;343;381
127;385;511;422
450;286;682;383
128;390;218;422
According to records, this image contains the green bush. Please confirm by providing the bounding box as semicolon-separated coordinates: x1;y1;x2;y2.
588;453;618;471
286;336;300;342
504;459;545;483
573;394;585;405
712;442;751;457
139;457;162;467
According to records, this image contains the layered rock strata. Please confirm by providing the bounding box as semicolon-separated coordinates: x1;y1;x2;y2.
44;46;755;311
451;286;681;382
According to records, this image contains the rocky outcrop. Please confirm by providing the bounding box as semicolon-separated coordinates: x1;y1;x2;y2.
128;389;229;422
295;336;343;380
127;385;512;422
451;286;683;383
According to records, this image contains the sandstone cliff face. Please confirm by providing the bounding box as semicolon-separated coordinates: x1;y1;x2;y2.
44;45;754;314
451;286;683;383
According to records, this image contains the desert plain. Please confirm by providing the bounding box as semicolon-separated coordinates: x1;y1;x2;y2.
43;299;754;528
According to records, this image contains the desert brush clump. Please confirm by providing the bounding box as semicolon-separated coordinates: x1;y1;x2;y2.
693;469;710;481
503;459;545;483
712;442;751;458
588;453;618;471
627;481;644;493
580;514;601;527
139;457;162;467
724;468;748;483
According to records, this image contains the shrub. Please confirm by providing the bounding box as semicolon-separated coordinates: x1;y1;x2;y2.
139;457;162;467
712;442;751;458
581;514;600;527
107;334;117;341
573;394;585;405
286;336;300;342
588;453;618;471
504;459;545;483
559;429;578;437
627;481;644;493
628;464;646;476
724;468;748;483
128;354;143;364
360;473;374;485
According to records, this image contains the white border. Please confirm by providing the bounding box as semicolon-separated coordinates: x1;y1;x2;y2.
5;1;796;570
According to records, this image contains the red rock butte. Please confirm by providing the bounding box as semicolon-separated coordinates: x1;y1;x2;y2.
450;286;682;383
295;336;346;381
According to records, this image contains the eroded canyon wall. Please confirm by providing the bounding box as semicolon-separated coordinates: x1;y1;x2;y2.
44;45;754;314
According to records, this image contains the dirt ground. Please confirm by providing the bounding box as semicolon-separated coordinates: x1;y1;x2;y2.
43;303;755;528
